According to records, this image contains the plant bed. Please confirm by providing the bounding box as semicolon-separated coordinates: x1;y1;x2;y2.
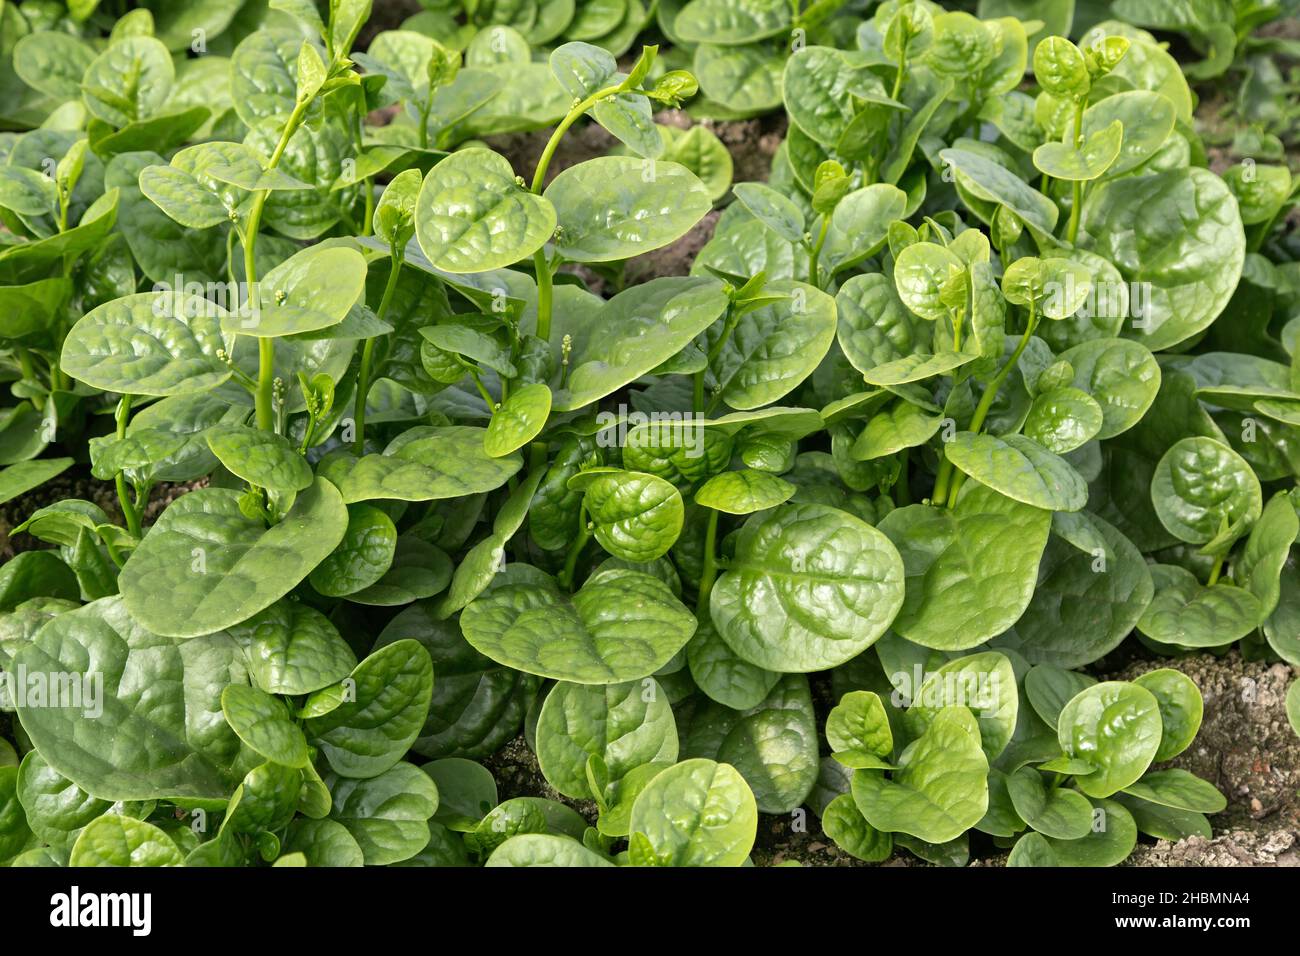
0;0;1298;872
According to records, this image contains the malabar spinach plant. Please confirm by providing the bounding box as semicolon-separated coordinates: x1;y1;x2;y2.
0;0;1293;868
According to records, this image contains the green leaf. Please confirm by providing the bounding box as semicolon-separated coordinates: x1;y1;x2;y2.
1138;564;1261;649
1151;437;1262;545
1082;90;1176;177
627;758;757;866
1058;338;1160;440
415;148;556;273
712;280;837;410
305;639;434;778
15;752;112;851
863;351;974;387
1080;168;1244;351
852;402;942;461
822;792;893;862
685;618;780;711
1033;35;1088;96
1022;387;1104;454
69;814;182;867
674;0;791;45
694;469;795;514
731;182;805;244
826;690;894;769
893;242;966;323
229;245;368;338
221;684;310;768
906;651;1019;761
552;277;728;411
544;156;710;262
309;504;397;598
879;484;1051;650
484;383;551;458
460;564;697;684
1006;766;1094;839
573;469;684;563
12;32;97;99
337;427;523;503
327;762;441;864
944;432;1087;512
227;600;357;696
81;36;173;126
710;503;905;672
1235;493;1299;618
1033;119;1123;181
207;425;313;493
1058;682;1163;798
940;148;1059;235
1122;769;1225;814
230;30;304;125
851;707;989;844
1133;668;1204;762
0;458;73;506
486;833;616;866
284;818;365;866
997;515;1153;668
682;674;819;813
13;596;252;801
536;679;678;800
822;184;908;276
120;478;348;638
61;290;231;397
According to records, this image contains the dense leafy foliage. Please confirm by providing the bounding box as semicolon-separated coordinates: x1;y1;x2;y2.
0;0;1296;869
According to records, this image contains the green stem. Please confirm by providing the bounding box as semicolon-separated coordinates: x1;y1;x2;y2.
467;367;496;411
891;46;907;101
693;369;705;416
558;505;592;592
353;248;404;454
932;457;955;506
1207;554;1225;587
361;177;375;237
244;96;311;433
103;535;125;570
807;217;830;289
1065;103;1085;245
945;305;1038;508
1066;179;1082;245
114;396;142;539
534;248;554;342
530;84;623;194
528;85;621;343
695;509;720;616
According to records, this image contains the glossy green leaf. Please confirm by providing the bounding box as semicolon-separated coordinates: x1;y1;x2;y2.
710;503;905;672
121;479;347;638
461;564;697;683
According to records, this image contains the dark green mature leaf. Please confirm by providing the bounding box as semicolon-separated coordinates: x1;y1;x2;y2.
461;564;696;684
880;484;1050;650
337;427;523;503
14;597;253;801
711;503;905;672
120;479;348;638
306;639;434;778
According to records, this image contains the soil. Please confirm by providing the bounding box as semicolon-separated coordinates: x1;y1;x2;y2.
0;471;205;559
488;109;787;291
